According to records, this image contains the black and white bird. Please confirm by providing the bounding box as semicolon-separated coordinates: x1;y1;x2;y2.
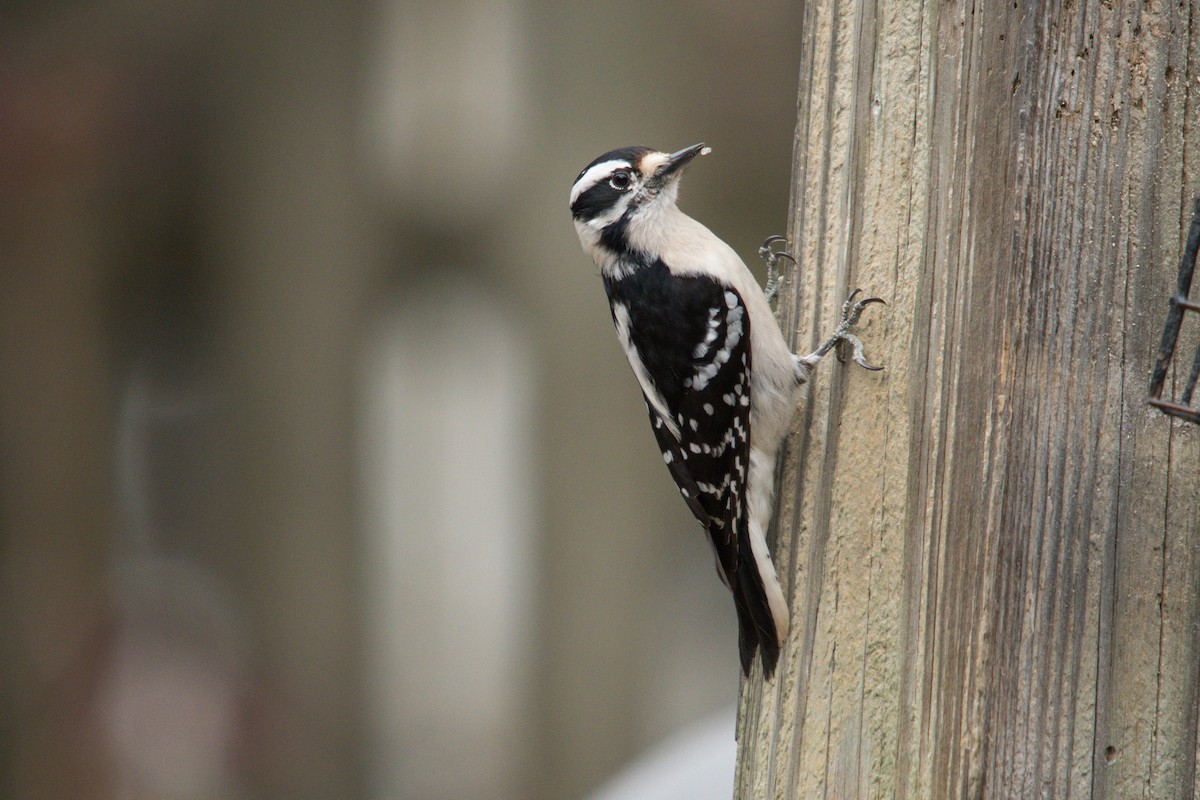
569;143;882;678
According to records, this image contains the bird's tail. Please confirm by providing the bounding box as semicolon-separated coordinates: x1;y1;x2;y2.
732;520;790;679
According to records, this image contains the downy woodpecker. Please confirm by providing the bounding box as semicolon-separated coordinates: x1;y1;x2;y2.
569;143;881;678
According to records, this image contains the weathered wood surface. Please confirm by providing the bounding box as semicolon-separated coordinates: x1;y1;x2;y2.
736;0;1200;798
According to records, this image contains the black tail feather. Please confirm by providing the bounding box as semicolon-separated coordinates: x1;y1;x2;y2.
733;547;782;679
733;594;758;676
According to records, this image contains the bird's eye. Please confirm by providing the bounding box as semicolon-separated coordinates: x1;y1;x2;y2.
609;171;632;190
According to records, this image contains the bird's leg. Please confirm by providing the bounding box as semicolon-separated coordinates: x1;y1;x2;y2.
797;289;885;372
758;235;796;309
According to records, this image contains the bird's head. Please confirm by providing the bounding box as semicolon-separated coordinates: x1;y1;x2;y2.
569;143;709;259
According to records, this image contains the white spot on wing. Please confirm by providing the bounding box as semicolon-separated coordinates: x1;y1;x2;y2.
693;307;721;359
690;292;744;389
693;362;719;390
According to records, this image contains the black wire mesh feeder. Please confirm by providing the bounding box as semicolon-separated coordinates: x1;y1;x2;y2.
1149;198;1200;424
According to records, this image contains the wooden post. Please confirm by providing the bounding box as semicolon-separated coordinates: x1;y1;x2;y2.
736;1;1200;798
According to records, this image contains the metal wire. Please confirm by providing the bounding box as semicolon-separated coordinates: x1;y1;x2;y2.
1148;197;1200;424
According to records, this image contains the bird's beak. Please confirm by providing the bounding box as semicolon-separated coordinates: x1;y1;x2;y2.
647;143;710;188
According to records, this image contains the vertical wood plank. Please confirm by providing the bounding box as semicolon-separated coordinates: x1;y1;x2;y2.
736;1;1200;797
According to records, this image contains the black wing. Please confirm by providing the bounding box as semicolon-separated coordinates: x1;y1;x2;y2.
605;263;783;675
603;266;752;591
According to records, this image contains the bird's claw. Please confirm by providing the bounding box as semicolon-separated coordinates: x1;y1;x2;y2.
758;234;789;260
829;289;885;371
840;288;886;327
759;235;797;307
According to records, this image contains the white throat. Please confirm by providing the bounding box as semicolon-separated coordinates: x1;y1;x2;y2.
574;186;690;280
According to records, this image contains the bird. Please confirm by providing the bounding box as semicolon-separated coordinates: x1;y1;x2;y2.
569;142;882;678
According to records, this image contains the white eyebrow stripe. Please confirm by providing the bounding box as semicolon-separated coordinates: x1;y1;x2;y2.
569;159;632;206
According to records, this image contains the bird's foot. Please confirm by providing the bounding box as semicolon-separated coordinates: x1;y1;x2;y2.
758;235;796;308
805;289;885;371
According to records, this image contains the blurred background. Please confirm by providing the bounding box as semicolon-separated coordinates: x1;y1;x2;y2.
0;1;800;797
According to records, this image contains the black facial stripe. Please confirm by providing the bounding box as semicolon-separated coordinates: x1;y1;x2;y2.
570;145;657;223
570;181;624;221
598;211;639;258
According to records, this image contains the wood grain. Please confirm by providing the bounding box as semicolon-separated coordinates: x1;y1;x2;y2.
735;1;1200;797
